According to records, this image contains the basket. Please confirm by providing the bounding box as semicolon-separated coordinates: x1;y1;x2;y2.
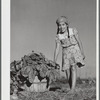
29;76;47;92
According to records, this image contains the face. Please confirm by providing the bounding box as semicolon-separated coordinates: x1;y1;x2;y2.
58;22;67;33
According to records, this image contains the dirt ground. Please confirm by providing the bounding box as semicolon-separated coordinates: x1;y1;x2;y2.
10;78;96;100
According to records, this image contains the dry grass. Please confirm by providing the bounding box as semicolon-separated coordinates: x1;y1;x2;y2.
10;78;96;100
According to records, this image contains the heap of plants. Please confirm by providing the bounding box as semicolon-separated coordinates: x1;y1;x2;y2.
10;51;60;94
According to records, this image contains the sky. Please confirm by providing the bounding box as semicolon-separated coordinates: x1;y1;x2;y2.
11;0;96;78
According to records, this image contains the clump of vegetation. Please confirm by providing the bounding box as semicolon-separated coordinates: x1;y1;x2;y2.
10;51;60;94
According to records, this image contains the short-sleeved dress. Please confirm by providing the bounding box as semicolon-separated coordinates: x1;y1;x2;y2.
55;28;85;70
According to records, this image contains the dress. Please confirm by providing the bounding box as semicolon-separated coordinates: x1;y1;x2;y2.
55;28;85;70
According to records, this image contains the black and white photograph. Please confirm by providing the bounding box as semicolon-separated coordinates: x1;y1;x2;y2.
2;0;99;100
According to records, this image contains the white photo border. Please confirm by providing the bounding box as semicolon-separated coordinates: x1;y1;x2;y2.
1;0;99;100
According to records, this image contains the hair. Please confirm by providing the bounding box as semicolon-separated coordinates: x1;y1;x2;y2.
67;25;70;38
56;21;70;38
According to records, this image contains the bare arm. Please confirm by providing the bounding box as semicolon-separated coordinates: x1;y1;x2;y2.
54;40;60;63
73;28;85;59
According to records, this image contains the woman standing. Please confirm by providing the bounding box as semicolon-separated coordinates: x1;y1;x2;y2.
54;16;85;93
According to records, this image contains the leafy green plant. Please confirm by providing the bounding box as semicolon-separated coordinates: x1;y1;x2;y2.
10;51;60;94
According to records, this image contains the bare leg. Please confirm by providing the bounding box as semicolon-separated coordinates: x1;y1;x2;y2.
65;68;73;90
71;64;77;90
65;69;70;83
67;64;77;94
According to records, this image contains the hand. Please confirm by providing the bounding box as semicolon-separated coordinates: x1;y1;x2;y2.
61;69;64;72
55;63;60;70
61;68;64;72
82;54;85;60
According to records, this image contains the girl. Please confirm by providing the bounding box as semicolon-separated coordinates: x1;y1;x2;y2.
54;16;85;93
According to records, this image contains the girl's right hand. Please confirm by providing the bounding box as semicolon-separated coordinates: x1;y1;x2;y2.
61;68;64;72
82;53;85;60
